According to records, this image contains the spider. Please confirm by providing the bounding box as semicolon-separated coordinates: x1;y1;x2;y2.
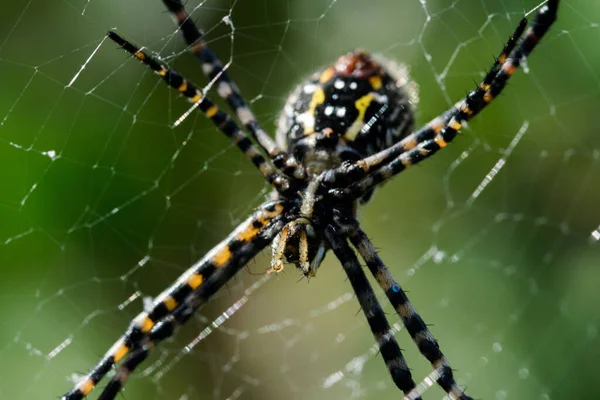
61;1;558;399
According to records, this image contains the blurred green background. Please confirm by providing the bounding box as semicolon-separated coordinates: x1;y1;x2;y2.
0;0;599;399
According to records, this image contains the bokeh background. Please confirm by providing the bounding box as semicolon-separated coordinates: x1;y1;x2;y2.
0;0;599;399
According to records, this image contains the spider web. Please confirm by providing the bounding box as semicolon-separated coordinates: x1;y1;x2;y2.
0;0;599;399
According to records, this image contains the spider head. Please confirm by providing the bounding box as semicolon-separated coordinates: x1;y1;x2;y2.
276;50;418;177
270;217;327;277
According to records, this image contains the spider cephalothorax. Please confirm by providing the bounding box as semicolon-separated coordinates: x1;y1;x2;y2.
62;1;559;399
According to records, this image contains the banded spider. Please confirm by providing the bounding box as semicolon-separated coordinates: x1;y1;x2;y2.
61;0;559;398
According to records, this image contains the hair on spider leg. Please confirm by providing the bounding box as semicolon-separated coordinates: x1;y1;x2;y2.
62;1;560;399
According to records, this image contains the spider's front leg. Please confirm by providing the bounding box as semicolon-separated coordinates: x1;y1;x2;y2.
329;0;558;200
61;201;288;400
322;17;528;189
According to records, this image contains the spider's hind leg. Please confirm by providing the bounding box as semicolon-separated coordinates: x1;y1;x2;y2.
60;201;287;400
324;223;422;397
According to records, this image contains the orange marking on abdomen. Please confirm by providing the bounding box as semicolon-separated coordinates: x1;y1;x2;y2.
319;68;334;83
369;75;383;90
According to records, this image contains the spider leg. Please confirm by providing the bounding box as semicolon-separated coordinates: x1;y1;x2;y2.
324;224;422;398
61;201;288;400
328;1;558;197
324;17;528;188
107;31;291;193
96;213;288;400
334;212;472;399
161;0;288;166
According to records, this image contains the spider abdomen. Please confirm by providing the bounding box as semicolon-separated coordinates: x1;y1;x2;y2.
276;50;417;175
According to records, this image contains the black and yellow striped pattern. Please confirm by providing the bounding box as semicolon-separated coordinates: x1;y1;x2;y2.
325;225;420;396
324;16;528;191
331;0;558;200
62;2;560;399
106;31;290;192
336;213;471;399
61;201;287;400
161;0;286;165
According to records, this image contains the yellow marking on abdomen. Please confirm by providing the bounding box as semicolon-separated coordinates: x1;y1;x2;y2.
206;105;218;118
212;246;232;267
344;93;374;141
134;51;145;61
309;87;325;115
483;91;494;103
187;273;204;289
158;68;167;77
369;75;382;90
319;68;334;83
300;87;326;132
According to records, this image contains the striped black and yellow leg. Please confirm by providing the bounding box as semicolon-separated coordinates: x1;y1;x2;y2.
61;201;288;400
324;225;421;398
332;0;558;200
107;31;291;193
97;208;288;400
334;212;472;399
161;0;288;167
324;17;528;189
